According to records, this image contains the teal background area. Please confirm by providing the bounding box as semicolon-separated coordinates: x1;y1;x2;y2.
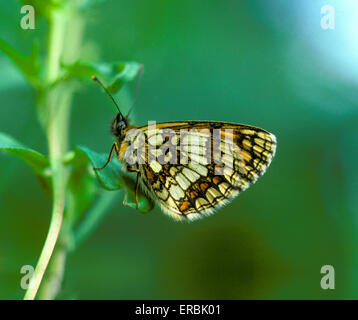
0;0;357;299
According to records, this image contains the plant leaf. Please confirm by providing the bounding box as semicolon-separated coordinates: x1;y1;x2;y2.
62;61;143;93
0;39;41;88
0;132;51;192
76;145;124;190
65;151;99;226
76;146;154;213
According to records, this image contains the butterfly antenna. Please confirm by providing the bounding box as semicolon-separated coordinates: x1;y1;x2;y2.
125;64;144;121
91;75;124;118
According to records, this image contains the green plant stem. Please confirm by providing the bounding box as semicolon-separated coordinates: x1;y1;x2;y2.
24;7;84;300
23;9;66;300
39;11;85;300
36;236;67;300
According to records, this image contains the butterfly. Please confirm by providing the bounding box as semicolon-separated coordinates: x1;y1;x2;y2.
92;75;276;221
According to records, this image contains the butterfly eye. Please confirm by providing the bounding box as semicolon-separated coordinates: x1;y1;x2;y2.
116;121;126;131
111;115;127;137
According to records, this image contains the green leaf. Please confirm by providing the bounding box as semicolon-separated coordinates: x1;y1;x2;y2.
121;174;154;212
0;39;41;88
0;133;48;174
76;146;123;190
76;145;154;213
62;61;143;93
0;132;51;192
65;150;98;226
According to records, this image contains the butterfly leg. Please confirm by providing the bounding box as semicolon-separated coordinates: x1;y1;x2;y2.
94;142;119;171
127;166;140;209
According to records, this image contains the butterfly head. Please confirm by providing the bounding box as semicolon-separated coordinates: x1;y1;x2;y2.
111;112;128;137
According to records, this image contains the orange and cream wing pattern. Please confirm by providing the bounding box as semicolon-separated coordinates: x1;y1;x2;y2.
123;121;276;221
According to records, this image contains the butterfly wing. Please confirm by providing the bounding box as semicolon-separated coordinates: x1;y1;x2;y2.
126;121;276;221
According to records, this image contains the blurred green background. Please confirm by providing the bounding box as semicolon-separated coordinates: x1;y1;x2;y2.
1;0;358;299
